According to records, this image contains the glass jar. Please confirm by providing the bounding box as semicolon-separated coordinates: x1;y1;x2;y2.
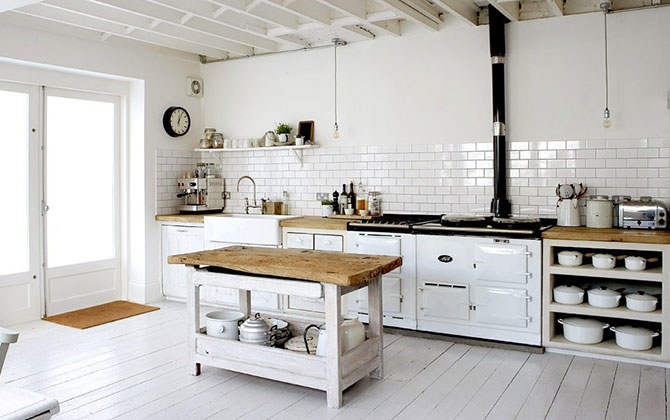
368;191;381;216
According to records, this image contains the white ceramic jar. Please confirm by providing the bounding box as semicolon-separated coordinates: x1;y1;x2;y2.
558;317;609;344
587;287;622;308
624;256;647;271
592;253;616;269
625;292;658;312
205;311;245;340
557;250;583;266
553;285;585;305
610;325;659;351
342;316;366;353
585;196;613;228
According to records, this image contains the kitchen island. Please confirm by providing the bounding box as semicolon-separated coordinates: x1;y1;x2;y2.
168;245;401;408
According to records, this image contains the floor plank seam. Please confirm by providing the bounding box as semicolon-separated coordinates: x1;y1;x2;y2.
482;352;532;420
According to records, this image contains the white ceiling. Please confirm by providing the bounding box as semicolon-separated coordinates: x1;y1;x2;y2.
2;0;668;61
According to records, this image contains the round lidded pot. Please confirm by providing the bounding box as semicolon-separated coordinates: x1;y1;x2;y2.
239;313;274;345
558;317;609;344
592;253;616;269
553;285;585;305
624;256;647;271
610;325;659;351
205;311;245;340
587;286;622;308
557;250;583;267
585;195;613;228
625;291;658;312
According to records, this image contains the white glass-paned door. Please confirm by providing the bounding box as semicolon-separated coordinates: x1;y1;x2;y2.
44;88;121;315
0;82;40;325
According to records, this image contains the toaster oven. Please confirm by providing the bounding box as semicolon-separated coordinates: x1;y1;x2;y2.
617;197;668;229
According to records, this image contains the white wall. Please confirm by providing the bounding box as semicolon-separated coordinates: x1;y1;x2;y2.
202;8;670;145
0;21;202;307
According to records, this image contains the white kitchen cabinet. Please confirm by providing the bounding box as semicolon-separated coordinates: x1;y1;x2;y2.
282;228;346;315
161;224;204;300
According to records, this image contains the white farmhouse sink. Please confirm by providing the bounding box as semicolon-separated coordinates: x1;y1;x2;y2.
204;214;302;247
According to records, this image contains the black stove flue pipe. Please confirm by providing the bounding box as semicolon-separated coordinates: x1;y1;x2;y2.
488;5;511;218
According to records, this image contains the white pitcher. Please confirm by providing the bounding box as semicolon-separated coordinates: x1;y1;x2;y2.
557;199;580;226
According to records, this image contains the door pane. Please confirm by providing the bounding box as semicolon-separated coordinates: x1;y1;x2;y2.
46;96;115;268
0;91;30;276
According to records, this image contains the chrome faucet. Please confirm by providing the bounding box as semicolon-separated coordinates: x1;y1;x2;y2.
237;175;261;214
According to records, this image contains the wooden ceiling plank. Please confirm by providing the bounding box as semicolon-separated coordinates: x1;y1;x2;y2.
14;4;230;58
340;24;375;40
546;0;564;16
209;0;299;31
264;0;332;26
431;0;479;26
487;0;519;21
375;0;439;31
314;0;366;20
0;0;44;13
143;0;278;51
370;18;400;36
404;0;443;23
45;0;255;55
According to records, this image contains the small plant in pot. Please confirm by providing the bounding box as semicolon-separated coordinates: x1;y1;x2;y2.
321;199;334;218
275;123;293;143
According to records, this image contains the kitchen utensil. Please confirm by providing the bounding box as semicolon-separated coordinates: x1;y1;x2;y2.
304;324;327;356
556;183;576;199
587;286;622;308
557;250;583;266
205;311;245;340
610;325;659;351
558;317;609;344
268;318;292;347
303;317;366;357
617;196;668;229
553;285;585;305
295;136;304;146
591;253;616;269
264;131;277;147
359;210;369;217
585;195;613;228
557;199;581;227
344;209;355;216
284;335;318;354
239;313;275;346
625;291;658;312
625;256;647;271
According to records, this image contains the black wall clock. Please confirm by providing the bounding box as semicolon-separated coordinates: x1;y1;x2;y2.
163;106;191;137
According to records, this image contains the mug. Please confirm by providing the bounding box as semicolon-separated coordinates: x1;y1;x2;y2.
223;139;232;149
296;136;305;146
243;138;253;148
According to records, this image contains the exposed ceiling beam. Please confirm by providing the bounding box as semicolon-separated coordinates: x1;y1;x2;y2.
431;0;479;26
208;0;299;31
266;0;331;26
545;0;564;16
374;0;440;31
44;0;255;55
340;24;375;40
487;0;519;21
370;18;401;36
315;0;400;37
405;0;443;24
0;0;43;13
14;4;230;58
123;0;279;51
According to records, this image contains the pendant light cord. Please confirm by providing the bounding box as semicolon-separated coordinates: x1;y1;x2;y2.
604;12;609;110
333;40;338;127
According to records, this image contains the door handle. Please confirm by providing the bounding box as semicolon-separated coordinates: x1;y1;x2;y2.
41;201;50;215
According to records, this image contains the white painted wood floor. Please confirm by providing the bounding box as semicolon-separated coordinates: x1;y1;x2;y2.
3;300;669;420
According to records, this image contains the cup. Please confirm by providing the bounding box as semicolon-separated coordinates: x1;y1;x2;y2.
243;138;253;148
223;139;232;149
296;136;304;146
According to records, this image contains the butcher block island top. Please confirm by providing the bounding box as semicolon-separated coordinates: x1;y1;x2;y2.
542;226;670;244
168;245;402;287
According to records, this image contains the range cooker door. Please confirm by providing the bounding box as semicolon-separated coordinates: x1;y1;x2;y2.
416;235;474;282
353;276;402;314
350;234;402;274
418;283;470;321
474;241;530;284
474;286;531;328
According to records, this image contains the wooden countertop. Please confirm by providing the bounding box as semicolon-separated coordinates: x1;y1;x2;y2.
279;216;349;230
155;214;205;223
542;226;670;244
168;245;402;287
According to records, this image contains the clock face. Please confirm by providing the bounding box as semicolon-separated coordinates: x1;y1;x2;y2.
163;106;190;137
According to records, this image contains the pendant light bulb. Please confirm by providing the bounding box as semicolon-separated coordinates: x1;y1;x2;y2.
603;108;611;128
332;38;345;140
332;122;340;139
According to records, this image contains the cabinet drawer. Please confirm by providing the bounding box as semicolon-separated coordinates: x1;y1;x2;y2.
314;234;343;252
286;233;314;249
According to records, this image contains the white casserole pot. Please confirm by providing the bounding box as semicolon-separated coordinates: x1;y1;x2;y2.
610;325;659;351
592;253;616;269
587;286;622;308
625;292;658;312
557;250;583;267
585;195;613;228
205;311;245;340
624;256;647;271
558;317;609;344
553;285;585;305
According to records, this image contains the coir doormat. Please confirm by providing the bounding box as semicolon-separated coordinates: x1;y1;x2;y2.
42;300;159;329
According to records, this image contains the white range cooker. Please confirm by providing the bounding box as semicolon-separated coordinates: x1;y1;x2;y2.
346;215;550;346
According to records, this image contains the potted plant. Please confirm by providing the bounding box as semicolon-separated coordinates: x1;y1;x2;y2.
321;199;334;218
275;123;293;143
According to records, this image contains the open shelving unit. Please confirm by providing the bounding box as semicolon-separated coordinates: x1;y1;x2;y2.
195;144;318;167
542;237;670;362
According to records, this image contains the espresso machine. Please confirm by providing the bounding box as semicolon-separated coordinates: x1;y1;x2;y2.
177;163;225;213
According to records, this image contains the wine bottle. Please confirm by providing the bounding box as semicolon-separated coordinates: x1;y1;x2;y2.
340;184;348;214
349;180;356;212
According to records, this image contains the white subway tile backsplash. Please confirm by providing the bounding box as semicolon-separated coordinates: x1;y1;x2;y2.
155;138;670;216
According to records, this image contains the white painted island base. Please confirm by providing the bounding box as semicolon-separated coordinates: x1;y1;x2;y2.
185;268;384;408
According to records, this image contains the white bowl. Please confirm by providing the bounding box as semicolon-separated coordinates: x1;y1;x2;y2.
344;209;355;216
359;210;369;217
